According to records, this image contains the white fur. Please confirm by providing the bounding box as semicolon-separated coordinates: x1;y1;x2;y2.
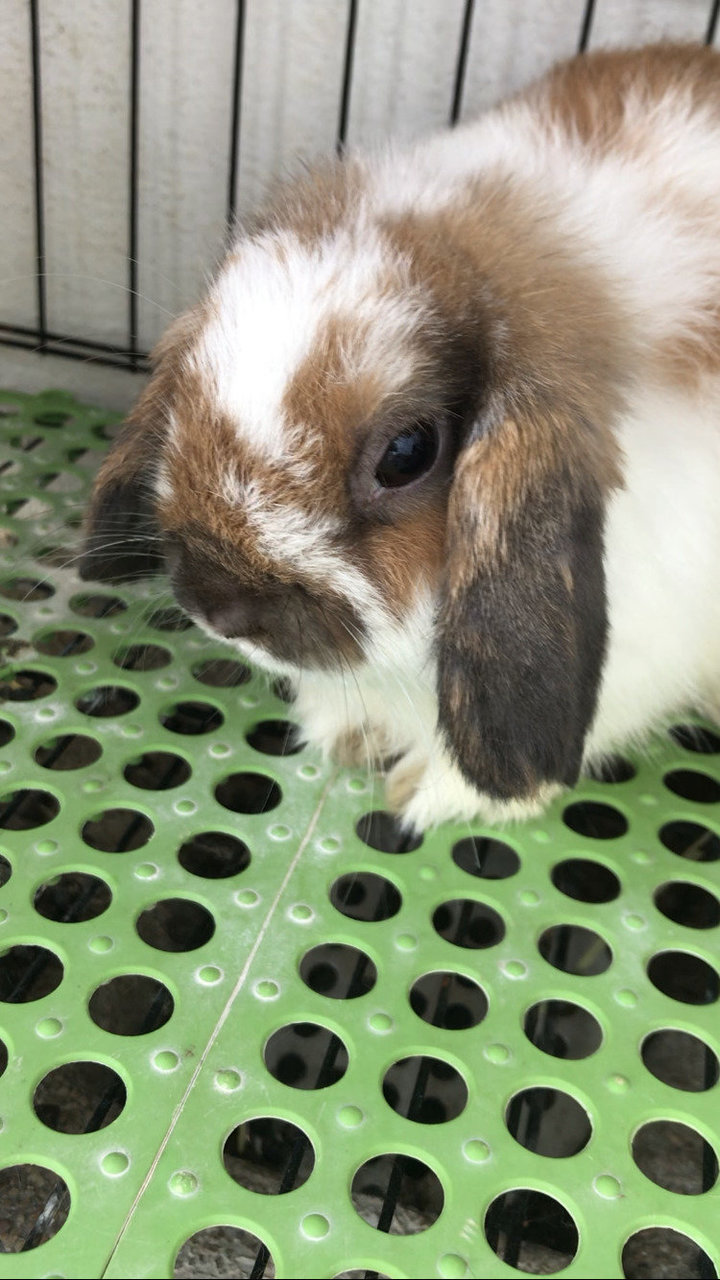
190;226;424;465
589;382;720;754
368;86;720;374
237;480;397;643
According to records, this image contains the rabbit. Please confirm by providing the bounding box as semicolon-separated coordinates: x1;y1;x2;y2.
82;42;720;832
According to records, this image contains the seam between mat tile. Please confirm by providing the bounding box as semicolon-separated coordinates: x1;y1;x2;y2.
101;768;338;1276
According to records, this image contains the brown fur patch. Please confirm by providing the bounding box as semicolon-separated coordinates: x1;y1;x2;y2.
247;157;366;246
382;176;627;599
359;504;448;605
383;177;630;443
280;312;390;495
534;43;720;154
531;42;720;386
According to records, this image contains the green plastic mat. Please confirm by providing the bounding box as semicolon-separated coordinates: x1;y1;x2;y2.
0;388;718;1280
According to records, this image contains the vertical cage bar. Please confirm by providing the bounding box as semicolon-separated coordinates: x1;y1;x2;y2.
450;0;475;126
336;0;359;154
128;0;141;367
577;0;597;53
706;0;720;44
227;0;247;228
29;0;47;349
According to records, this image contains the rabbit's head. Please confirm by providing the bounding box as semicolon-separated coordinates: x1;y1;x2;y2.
83;159;627;802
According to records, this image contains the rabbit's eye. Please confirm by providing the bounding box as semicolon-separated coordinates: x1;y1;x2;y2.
375;422;439;488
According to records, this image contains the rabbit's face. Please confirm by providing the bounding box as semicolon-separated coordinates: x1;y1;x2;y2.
120;225;482;676
82;162;625;803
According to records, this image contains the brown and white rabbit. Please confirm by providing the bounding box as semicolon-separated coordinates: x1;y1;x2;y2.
83;43;720;831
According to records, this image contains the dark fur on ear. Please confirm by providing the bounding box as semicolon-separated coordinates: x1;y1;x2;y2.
80;394;166;583
80;311;200;583
436;413;617;801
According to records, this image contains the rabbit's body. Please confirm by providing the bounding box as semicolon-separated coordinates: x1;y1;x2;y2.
83;44;720;830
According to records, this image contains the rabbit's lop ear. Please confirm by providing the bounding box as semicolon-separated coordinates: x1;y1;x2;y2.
81;392;165;583
436;409;620;803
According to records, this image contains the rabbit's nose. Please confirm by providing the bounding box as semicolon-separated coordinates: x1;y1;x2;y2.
168;531;366;669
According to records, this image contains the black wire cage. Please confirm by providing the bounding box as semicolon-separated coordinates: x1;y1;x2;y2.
2;0;719;379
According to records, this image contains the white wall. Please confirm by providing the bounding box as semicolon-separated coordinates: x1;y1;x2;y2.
1;0;717;409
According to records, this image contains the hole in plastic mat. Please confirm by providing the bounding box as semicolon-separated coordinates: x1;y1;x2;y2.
192;658;250;686
647;951;719;1004
0;1164;70;1251
0;788;60;829
409;970;488;1030
622;1227;718;1279
300;942;377;999
0;613;17;636
356;811;422;853
272;677;295;703
0;854;10;887
173;1226;275;1279
524;999;603;1060
664;770;720;804
669;724;720;754
33;544;71;568
264;1022;348;1089
0;944;63;1002
0;669;57;701
136;898;215;952
485;1188;578;1273
178;831;250;879
0;719;13;748
33;1060;126;1133
223;1116;314;1194
432;898;505;949
587;753;636;782
215;772;281;814
538;924;612;975
0;576;54;601
82;807;154;852
34;872;111;922
506;1086;591;1157
642;1029;719;1092
88;974;174;1035
245;719;302;755
551;857;620;903
382;1055;467;1124
334;1273;390;1279
161;701;224;735
75;685;139;717
64;445;96;466
330;872;401;922
562;800;628;839
33;410;70;426
123;750;191;790
148;607;193;632
632;1120;718;1194
1;497;51;520
452;836;520;878
34;629;94;656
90;420;118;440
113;643;171;671
660;821;720;862
351;1153;443;1234
34;733;102;770
70;592;126;618
654;881;720;929
0;1037;7;1076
